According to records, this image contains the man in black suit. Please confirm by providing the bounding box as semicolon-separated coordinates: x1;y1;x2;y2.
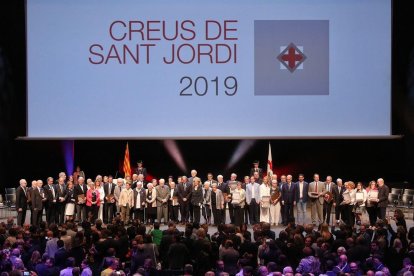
376;178;389;219
16;179;28;226
32;180;45;226
168;182;180;223
177;176;192;223
103;179;116;223
133;182;146;223
55;177;66;224
44;177;57;223
281;175;296;225
332;178;345;224
74;176;88;222
135;160;147;180
323;176;336;225
250;161;263;177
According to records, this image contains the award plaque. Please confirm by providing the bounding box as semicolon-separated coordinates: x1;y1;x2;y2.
369;190;378;201
232;192;241;205
356;192;364;203
341;192;351;204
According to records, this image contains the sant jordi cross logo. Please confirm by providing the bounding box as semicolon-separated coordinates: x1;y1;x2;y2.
277;43;307;73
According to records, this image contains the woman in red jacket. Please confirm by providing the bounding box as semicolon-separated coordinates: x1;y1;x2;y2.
86;181;100;223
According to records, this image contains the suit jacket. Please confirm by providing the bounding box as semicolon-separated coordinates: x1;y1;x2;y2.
103;182;116;203
377;185;390;207
55;184;66;203
177;182;192;203
135;167;147;179
32;187;44;210
155;185;170;207
44;184;58;203
169;188;180;206
308;181;326;204
324;182;337;204
133;188;146;209
332;184;345;205
245;182;261;204
211;189;224;209
217;182;228;194
73;183;88;204
15;186;28;210
190;186;203;206
114;185;123;204
281;182;296;204
250;167;263;177
295;181;309;202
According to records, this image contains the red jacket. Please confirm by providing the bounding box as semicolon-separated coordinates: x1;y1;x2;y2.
86;189;101;207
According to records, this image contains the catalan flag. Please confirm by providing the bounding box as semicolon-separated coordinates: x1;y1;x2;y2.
267;142;273;177
123;142;132;177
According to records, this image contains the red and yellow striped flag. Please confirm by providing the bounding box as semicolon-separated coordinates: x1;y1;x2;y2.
123;142;132;177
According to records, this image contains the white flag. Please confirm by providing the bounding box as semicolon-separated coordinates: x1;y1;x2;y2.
267;142;273;177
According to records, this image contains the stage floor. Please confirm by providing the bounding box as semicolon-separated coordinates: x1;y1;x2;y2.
1;206;413;235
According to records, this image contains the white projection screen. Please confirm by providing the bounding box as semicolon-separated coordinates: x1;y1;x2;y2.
26;0;391;139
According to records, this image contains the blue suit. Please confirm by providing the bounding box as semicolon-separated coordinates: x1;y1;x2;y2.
246;182;261;224
281;182;296;224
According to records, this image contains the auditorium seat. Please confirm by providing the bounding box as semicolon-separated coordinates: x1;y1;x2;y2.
403;188;414;196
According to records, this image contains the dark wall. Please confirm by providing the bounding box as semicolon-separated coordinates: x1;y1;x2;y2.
1;1;413;188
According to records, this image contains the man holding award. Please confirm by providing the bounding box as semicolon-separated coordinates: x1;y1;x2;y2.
308;174;325;225
74;177;88;222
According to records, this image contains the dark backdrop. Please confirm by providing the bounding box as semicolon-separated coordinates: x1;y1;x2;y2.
1;1;413;190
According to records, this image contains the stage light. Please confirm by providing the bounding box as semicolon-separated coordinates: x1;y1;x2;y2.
62;140;74;176
163;140;187;172
227;140;257;169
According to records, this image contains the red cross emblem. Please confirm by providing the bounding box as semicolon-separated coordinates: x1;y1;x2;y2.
277;43;307;73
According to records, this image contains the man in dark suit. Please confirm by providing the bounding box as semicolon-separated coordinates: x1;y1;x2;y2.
74;176;88;222
135;160;147;180
103;179;116;223
250;161;263;177
55;177;66;224
281;175;296;225
16;179;28;226
133;181;146;223
295;174;309;225
32;180;45;226
332;178;345;224
376;178;389;219
168;182;180;223
44;177;57;224
177;176;192;224
323;176;336;225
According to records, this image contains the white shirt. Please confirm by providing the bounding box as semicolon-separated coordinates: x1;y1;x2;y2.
326;182;331;193
299;181;304;198
136;188;141;208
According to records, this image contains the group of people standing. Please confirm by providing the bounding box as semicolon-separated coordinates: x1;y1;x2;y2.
13;162;390;228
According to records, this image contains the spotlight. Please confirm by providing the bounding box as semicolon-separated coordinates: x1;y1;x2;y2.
227;140;257;169
163;140;187;172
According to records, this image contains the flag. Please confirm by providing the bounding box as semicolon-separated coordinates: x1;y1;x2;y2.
123;142;132;177
267;142;273;176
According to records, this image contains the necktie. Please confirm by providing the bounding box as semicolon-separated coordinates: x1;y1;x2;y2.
109;184;112;193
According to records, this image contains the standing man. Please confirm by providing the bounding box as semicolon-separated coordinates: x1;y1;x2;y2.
202;182;212;224
376;178;389;220
226;173;238;224
74;176;88;222
206;173;217;186
16;179;28;226
155;179;170;224
135;160;147;180
279;175;287;225
210;183;224;225
32;180;46;226
114;178;124;214
281;175;296;225
250;161;263;177
188;170;198;223
133;182;146;223
168;182;180;223
44;177;57;224
308;174;325;225
177;176;192;224
190;177;203;224
103;179;116;224
55;177;66;225
246;176;260;224
295;174;309;225
323;176;336;225
332;178;345;224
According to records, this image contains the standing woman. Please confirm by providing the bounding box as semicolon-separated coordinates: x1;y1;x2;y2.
259;176;271;223
145;183;157;225
191;177;203;224
64;181;76;222
86;181;100;223
366;181;378;226
211;183;224;225
95;179;105;221
269;179;281;226
233;182;246;227
342;181;356;226
354;182;367;225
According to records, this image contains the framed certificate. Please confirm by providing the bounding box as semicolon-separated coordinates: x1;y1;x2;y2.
232;192;241;205
343;192;351;202
356;192;364;203
261;196;270;208
369;190;378;201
